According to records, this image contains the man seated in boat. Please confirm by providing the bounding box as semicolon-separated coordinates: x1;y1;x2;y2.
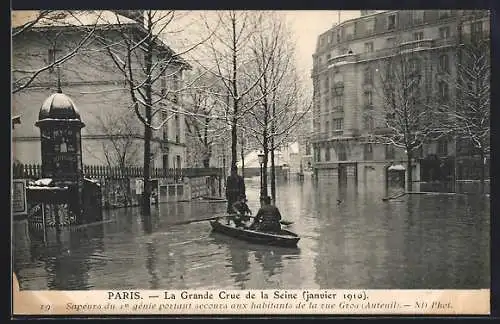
231;195;252;227
249;196;282;233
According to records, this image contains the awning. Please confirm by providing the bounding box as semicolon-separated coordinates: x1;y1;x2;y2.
388;164;406;171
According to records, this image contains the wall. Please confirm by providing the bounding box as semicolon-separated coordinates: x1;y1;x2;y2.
12;25;188;168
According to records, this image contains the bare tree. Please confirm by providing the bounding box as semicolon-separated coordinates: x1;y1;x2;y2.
92;110;141;205
184;69;229;167
198;11;273;171
12;10;102;93
243;12;311;201
438;37;490;191
95;10;212;214
372;50;446;191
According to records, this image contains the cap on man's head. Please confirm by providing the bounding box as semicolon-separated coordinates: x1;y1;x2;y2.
263;196;272;204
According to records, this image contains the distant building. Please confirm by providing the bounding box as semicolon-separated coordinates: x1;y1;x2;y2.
311;10;490;184
12;10;191;171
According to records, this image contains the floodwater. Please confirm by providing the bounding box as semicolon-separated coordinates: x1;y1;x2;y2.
12;177;490;290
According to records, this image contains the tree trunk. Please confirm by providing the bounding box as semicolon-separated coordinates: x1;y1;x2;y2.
406;152;413;192
231;116;238;170
480;149;485;194
262;145;269;199
270;101;276;202
270;139;276;203
141;14;153;216
142;117;152;215
230;16;239;170
240;138;245;178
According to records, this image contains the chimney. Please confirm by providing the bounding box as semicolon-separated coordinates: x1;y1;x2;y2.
360;10;376;16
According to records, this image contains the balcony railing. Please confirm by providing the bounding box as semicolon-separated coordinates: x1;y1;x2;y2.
327;53;357;66
399;39;434;52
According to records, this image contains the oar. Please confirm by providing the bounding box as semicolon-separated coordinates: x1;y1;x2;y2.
168;214;233;226
245;215;294;226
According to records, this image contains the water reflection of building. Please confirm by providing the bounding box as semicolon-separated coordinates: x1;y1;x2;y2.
15;223;105;290
311;10;490;186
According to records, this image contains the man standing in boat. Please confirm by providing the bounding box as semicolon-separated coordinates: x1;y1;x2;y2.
250;196;282;233
225;164;246;214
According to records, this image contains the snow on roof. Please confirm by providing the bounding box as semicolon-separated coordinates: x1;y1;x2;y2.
12;10;136;29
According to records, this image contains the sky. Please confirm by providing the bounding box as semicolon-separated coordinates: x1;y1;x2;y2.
283;10;362;77
12;10;365;93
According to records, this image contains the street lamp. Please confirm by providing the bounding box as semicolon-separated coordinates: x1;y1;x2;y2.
257;151;265;204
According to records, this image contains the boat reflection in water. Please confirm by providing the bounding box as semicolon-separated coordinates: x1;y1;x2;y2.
209;232;301;289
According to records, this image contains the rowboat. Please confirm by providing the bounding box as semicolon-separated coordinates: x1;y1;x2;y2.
209;216;300;248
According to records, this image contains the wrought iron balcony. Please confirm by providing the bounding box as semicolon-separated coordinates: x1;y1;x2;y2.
399;39;434;52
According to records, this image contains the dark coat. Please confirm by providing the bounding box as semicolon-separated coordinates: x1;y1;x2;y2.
226;174;246;213
253;204;282;232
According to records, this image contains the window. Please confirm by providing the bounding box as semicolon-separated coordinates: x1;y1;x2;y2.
385;145;395;160
364;115;374;131
333;118;343;130
366;19;375;34
386;37;396;48
412;11;424;24
438;81;449;102
439;26;450;39
471;21;483;39
175;113;181;143
408;58;421;76
363;91;373;106
324;120;330;134
324;76;329;90
162;111;169;140
324;97;330;111
325;145;331;161
439;10;452;18
413;31;424;41
345;24;354;40
162;154;169;170
176;155;181;169
363;67;373;85
334;94;344;109
48;48;61;73
160;76;167;96
337;144;347;161
387;14;396;30
438;139;448;155
438;54;449;73
172;74;180;103
337;29;342;42
327;34;332;44
364;42;374;53
364;143;373;160
326;53;331;61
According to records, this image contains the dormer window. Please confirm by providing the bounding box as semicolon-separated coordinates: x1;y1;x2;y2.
387;14;396;30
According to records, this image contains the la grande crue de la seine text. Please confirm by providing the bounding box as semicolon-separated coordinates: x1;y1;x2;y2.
107;290;368;303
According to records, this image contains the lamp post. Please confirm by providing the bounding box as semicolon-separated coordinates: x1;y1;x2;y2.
257;151;265;205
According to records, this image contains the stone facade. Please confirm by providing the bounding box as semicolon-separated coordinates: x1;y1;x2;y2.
311;10;490;184
12;11;188;170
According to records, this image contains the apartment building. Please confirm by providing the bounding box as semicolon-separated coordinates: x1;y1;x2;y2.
310;10;490;185
12;10;190;170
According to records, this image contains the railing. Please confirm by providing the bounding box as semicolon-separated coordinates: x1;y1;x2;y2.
12;163;222;180
399;39;434;52
327;53;357;66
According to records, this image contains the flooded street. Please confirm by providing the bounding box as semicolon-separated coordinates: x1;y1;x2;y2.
13;178;490;290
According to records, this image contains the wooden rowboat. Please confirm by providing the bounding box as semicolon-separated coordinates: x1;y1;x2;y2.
209;216;300;248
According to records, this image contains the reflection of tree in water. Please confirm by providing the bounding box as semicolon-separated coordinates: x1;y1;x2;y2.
226;241;250;289
25;224;105;290
145;241;160;289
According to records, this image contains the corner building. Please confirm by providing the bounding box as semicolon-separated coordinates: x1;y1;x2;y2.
310;10;490;187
